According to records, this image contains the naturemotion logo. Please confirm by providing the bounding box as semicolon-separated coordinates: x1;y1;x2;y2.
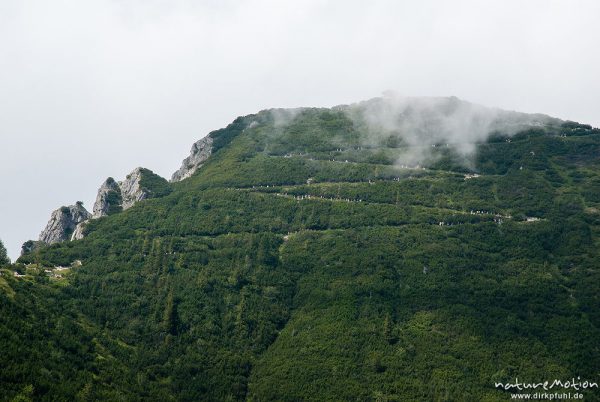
494;377;598;400
495;378;598;392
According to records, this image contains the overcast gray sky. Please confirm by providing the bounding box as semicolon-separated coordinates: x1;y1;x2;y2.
1;0;599;259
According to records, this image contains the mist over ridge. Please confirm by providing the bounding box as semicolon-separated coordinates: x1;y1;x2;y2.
346;94;561;166
266;93;564;169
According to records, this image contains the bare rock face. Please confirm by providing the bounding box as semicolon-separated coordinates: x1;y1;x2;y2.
119;167;150;210
31;168;169;246
39;202;91;244
171;136;213;182
92;177;122;218
71;221;87;241
93;167;162;217
69;167;168;241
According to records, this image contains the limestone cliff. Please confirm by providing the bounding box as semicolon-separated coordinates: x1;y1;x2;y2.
29;162;172;249
71;221;87;241
171;136;213;182
119;167;150;210
38;202;91;244
52;168;169;242
92;177;122;218
92;167;169;219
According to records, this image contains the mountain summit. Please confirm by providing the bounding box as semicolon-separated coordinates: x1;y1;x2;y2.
2;96;600;401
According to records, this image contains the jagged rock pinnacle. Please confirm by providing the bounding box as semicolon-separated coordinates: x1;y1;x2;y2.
119;167;150;210
39;202;91;244
92;177;122;218
171;136;213;182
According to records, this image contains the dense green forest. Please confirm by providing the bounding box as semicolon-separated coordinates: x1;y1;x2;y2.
1;99;600;401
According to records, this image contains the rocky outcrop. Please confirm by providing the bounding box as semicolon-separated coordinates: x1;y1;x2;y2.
171;136;213;182
30;168;170;247
92;168;165;218
68;167;169;241
120;167;150;210
39;202;91;244
34;136;205;247
71;221;87;241
92;177;122;218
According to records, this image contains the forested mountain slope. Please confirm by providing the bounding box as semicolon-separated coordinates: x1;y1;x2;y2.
2;96;600;401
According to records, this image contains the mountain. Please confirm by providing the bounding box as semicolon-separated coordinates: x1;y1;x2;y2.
2;95;600;401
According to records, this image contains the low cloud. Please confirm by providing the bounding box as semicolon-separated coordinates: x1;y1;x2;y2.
343;92;556;168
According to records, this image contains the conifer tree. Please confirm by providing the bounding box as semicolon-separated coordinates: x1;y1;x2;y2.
0;239;9;265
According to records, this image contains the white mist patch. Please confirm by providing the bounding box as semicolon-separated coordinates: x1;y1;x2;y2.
344;94;556;168
270;108;305;128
